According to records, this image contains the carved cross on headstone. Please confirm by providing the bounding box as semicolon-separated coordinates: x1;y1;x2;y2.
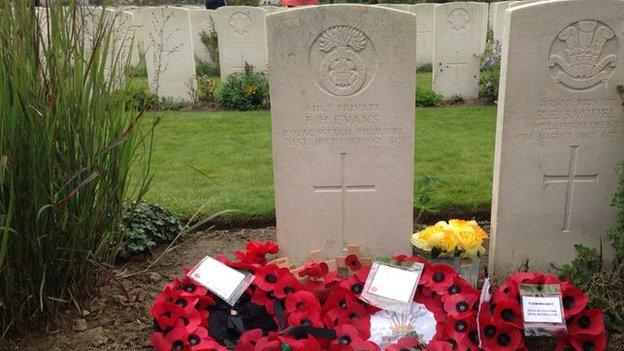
313;153;376;246
543;145;599;232
336;244;372;277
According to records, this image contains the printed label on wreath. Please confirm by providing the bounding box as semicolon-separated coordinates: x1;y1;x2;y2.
361;261;424;313
187;256;253;305
521;296;564;323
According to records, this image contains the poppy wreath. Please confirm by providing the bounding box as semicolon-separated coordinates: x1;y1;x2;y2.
478;272;607;351
150;241;482;351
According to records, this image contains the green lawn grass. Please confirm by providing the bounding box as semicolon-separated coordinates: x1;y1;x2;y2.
142;104;497;223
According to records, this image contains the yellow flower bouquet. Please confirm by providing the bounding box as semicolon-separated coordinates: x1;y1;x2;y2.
410;219;488;260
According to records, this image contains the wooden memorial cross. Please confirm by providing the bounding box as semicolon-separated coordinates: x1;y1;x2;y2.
336;244;372;277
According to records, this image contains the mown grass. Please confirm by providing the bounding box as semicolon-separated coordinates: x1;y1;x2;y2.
143;104;497;222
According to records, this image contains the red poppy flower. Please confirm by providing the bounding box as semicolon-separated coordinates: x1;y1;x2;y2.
288;308;323;328
336;303;371;339
235;241;279;264
443;293;478;318
299;261;330;279
344;254;362;271
166;276;209;298
385;336;424;351
285;290;321;314
444;276;479;297
392;254;427;265
151;298;201;332
339;274;365;296
480;324;523;351
329;324;379;351
274;272;303;299
255;264;287;292
216;255;258;272
238;328;263;347
492;295;523;330
569;309;605;336
152;324;224;351
444;314;476;343
560;282;589;318
571;332;606;351
421;264;456;294
251;287;278;314
279;335;323;351
423;341;454;351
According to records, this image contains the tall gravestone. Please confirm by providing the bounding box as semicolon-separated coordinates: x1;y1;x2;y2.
267;5;416;263
375;4;411;11
492;1;518;42
409;4;436;66
190;9;216;64
215;6;268;79
137;6;196;101
490;0;624;276
432;2;488;98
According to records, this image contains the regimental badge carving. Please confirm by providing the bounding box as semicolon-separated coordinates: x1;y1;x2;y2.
308;26;377;97
448;8;470;32
549;20;619;91
228;12;252;36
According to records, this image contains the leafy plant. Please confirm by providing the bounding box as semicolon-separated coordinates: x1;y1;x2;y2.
607;163;624;264
160;97;187;111
215;63;270;111
197;75;219;104
446;94;465;105
126;58;148;78
196;57;220;78
0;2;155;337
415;86;443;107
477;32;501;104
414;175;441;223
120;85;159;111
119;202;183;258
416;63;433;73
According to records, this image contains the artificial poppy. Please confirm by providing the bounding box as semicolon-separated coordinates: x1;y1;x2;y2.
423;341;454;351
569;309;605;336
392;254;427;265
299;261;330;279
385;336;425;351
339;274;365;296
492;295;523;330
443;293;478;318
237;328;263;347
152;324;189;351
255;264;287;292
251;287;278;315
167;276;209;298
288;308;323;328
216;255;258;273
336;303;371;339
480;325;523;351
445;276;479;297
570;332;606;351
285;290;321;314
152;300;201;332
344;254;362;271
274;272;303;299
329;324;379;351
560;282;589;318
445;314;476;343
421;264;456;294
235;241;279;265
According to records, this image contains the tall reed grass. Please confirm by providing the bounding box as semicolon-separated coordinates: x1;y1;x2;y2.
0;1;155;337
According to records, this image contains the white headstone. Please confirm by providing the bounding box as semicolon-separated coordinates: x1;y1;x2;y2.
490;0;624;276
189;9;216;64
267;5;417;263
214;6;268;79
488;2;495;30
409;4;436;66
492;1;518;42
374;4;411;11
432;2;488;99
137;6;196;101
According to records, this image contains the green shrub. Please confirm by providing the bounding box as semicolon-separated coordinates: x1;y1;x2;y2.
119;202;183;258
121;85;159;111
446;94;465;105
0;2;154;336
416;63;433;73
215;64;270;110
196;57;220;78
160;97;187;111
226;0;260;6
415;86;443;107
197;75;219;104
478;33;501;104
607;163;624;265
126;58;147;78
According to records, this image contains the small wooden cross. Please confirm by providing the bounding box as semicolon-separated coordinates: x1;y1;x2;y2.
336;244;372;277
290;250;338;282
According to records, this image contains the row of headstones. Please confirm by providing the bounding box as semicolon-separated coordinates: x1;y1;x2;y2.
266;0;624;278
88;2;529;102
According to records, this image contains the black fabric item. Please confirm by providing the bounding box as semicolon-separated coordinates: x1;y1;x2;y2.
206;0;226;10
208;293;277;346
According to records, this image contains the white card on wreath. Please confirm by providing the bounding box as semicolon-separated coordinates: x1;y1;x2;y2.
187;256;253;305
365;262;423;304
521;296;564;323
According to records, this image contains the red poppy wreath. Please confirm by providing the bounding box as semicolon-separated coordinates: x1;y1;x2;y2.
150;241;482;351
477;272;606;351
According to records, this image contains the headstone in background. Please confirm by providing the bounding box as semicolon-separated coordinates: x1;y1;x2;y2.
374;4;411;11
260;5;286;13
189;9;216;64
432;2;488;98
409;3;436;66
267;5;416;263
492;1;518;42
488;2;494;30
490;0;624;276
137;6;196;101
214;6;268;79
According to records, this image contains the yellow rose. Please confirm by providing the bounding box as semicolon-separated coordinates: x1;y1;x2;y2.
411;220;488;259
